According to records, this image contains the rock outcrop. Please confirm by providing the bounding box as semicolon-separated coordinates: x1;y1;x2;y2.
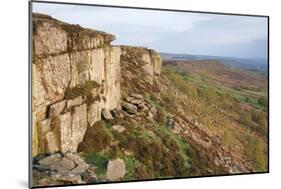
32;13;162;156
33;152;97;186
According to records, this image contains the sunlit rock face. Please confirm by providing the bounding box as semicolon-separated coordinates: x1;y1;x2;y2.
32;13;162;156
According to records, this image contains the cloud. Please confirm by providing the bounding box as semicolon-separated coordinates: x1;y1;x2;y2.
33;2;268;58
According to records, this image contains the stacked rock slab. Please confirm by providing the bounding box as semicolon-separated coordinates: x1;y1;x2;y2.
32;13;121;156
32;13;162;156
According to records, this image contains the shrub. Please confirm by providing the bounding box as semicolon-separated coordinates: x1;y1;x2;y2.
258;96;268;107
77;121;112;153
242;133;267;172
84;153;108;176
65;80;100;99
134;165;153;180
162;135;180;152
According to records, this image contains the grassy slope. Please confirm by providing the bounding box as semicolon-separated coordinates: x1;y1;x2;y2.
161;62;268;172
78;59;268;182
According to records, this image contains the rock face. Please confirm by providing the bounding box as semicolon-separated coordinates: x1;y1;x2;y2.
120;46;162;85
32;13;162;156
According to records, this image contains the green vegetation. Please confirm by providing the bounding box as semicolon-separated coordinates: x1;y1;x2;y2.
77;121;112;153
84;153;109;176
65;80;100;99
242;133;267;172
163;65;268;112
78;113;192;180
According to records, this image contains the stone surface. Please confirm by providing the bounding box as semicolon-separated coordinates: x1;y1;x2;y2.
112;125;126;133
137;103;148;112
38;153;62;166
67;96;83;109
71;163;89;173
65;152;85;165
130;99;143;105
130;93;143;99
49;157;76;172
122;101;138;114
32;13;162;157
106;159;126;181
49;100;66;118
102;109;114;120
124;96;134;103
87;101;101;126
71;104;88;152
45;131;60;153
37;119;52;153
53;112;72;153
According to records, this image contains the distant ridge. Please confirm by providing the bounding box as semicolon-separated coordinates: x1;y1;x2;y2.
160;52;268;74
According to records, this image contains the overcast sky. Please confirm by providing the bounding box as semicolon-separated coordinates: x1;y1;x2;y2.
33;2;268;59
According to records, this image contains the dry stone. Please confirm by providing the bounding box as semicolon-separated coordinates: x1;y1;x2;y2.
112;125;126;133
38;153;62;166
53;112;72;153
49;100;66;117
130;93;143;99
122;101;138;114
45;132;60;153
49;157;75;172
102;109;113;120
87;101;101;126
71;104;88;152
106;159;126;181
71;163;89;174
67;96;83;109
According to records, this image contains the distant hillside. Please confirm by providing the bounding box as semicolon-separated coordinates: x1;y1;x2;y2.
160;53;268;74
163;60;267;89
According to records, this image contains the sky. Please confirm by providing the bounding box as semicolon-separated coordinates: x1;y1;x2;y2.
33;2;268;59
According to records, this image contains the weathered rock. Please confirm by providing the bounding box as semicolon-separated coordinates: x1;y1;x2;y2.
53;112;72;153
32;13;162;157
124;96;134;103
112;125;126;133
87;101;101;126
49;157;76;172
130;99;143;105
65;152;84;165
71;104;88;152
167;118;175;128
38;153;62;166
49;100;66;117
45;131;60;153
51;173;84;184
102;47;122;110
71;163;89;173
137;103;148;112
33;15;68;58
147;111;154;120
122;101;138;114
67;96;83;109
150;106;158;116
37;119;52;153
102;109;113;120
33;54;71;109
150;49;162;76
111;109;125;119
106;159;126;181
130;93;143;99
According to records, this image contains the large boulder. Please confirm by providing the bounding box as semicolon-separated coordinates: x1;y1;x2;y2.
106;159;126;181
